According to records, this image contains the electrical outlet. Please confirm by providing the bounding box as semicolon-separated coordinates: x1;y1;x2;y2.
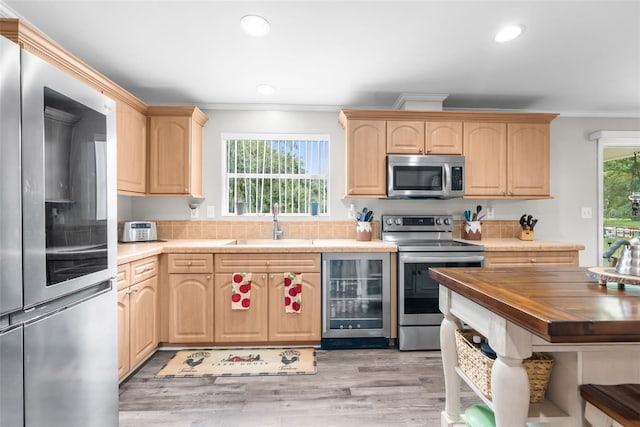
190;207;199;219
207;205;215;218
581;207;592;219
486;207;495;219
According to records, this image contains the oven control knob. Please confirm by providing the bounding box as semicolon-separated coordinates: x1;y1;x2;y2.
395;218;402;225
435;218;442;225
386;218;394;225
443;218;451;225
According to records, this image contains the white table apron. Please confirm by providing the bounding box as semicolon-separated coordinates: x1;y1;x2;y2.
438;285;640;427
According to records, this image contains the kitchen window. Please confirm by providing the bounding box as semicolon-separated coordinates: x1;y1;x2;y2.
222;134;329;216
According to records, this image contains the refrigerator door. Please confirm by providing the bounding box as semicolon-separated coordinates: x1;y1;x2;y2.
23;282;118;427
0;325;23;427
0;35;22;316
21;48;117;308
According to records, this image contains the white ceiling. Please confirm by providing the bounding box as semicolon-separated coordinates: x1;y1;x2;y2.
2;0;640;116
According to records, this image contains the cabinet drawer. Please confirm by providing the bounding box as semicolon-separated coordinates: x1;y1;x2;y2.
485;251;578;267
215;253;321;273
130;256;158;284
167;253;213;274
117;263;131;290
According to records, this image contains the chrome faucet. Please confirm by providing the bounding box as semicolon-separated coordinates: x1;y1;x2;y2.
272;203;284;240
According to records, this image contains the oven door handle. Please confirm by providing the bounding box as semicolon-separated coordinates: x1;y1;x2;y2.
400;255;485;264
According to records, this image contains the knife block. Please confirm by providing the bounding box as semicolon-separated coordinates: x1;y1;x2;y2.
519;229;534;241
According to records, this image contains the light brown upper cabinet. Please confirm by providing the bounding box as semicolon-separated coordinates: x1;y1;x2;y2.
147;106;209;197
463;122;508;197
387;120;462;155
117;101;147;195
386;120;424;154
463;122;551;198
507;123;550;197
339;109;557;199
426;121;463;154
340;117;387;197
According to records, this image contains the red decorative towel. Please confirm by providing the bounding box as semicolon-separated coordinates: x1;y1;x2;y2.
231;273;251;310
284;272;302;313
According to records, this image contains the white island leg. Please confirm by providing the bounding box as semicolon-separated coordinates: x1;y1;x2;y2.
440;314;462;427
491;354;530;426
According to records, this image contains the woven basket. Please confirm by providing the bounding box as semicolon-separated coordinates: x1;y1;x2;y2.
455;329;554;403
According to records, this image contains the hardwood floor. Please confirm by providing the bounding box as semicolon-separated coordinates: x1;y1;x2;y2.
119;348;480;426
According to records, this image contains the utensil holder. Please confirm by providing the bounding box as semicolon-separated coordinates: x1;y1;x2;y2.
356;221;372;241
463;221;482;240
519;229;534;241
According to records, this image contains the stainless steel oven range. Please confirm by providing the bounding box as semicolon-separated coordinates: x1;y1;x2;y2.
381;214;484;351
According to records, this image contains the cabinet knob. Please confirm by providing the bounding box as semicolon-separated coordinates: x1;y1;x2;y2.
266;260;270;266
262;274;267;280
419;148;423;153
187;261;192;266
270;274;274;280
206;275;211;280
131;286;139;293
530;258;537;263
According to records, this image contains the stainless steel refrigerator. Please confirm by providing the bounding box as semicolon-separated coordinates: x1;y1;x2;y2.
0;34;118;427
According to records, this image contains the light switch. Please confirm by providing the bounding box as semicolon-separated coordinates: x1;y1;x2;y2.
207;205;215;218
581;207;592;219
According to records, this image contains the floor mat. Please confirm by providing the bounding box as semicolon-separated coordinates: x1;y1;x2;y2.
155;348;316;377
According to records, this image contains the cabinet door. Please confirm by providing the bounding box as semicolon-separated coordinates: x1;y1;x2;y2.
386;120;424;154
268;272;321;342
117;288;130;379
507;123;550;197
129;276;158;367
116;101;147;194
148;116;191;195
345;120;387;197
426;121;463;154
463;122;507;196
214;273;268;343
168;274;213;343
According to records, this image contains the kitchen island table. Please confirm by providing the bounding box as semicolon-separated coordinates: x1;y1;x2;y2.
429;266;640;427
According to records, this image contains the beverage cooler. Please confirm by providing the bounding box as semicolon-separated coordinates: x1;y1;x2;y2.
321;253;390;349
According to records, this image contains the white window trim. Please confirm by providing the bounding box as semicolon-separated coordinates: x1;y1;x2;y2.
220;132;331;217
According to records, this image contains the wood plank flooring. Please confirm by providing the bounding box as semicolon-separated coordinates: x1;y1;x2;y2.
119;348;480;426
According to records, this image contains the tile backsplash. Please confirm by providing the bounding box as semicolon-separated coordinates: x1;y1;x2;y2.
153;219;519;241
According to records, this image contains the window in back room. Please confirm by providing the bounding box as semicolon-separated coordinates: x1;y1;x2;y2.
222;134;329;216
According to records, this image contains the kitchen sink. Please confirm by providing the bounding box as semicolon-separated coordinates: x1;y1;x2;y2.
228;239;314;246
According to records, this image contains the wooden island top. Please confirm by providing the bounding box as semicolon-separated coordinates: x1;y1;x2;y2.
429;266;640;343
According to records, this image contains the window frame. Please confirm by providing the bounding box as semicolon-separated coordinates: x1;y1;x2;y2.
220;132;330;217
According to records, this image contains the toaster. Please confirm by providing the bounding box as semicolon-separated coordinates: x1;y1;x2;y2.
119;221;158;243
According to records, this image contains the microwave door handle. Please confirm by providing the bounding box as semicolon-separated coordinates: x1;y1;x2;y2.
443;163;451;198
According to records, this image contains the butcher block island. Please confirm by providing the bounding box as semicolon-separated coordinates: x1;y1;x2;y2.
429;266;640;427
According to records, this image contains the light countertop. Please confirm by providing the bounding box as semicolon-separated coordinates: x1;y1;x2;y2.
118;238;584;264
465;238;585;251
118;239;397;264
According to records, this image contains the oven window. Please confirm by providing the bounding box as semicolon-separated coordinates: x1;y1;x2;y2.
403;261;480;315
43;87;108;286
393;165;443;190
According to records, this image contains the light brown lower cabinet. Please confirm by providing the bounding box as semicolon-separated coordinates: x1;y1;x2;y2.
118;257;159;380
168;273;213;343
118;275;158;379
214;253;322;344
484;250;579;267
214;273;269;343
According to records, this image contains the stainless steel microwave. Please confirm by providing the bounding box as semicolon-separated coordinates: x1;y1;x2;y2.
387;155;465;199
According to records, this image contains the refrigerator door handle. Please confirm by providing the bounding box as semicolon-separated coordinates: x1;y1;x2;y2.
321;260;328;334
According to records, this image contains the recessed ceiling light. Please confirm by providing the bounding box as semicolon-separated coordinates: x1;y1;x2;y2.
240;15;270;37
257;84;275;95
494;24;525;43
